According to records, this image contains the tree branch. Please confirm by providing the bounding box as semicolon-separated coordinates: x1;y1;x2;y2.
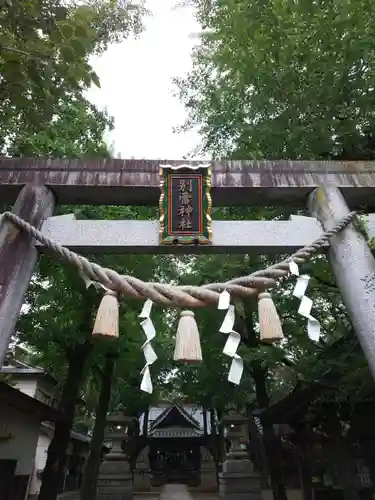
92;364;104;381
311;275;338;289
0;45;31;57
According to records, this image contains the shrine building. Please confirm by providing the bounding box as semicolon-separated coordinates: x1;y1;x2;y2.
133;403;218;493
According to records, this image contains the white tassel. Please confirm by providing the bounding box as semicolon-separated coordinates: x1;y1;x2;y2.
92;291;119;339
258;292;284;343
173;310;203;363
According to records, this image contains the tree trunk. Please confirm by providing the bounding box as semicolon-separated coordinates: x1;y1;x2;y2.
297;451;314;500
216;408;226;464
246;405;269;485
209;408;217;436
142;406;149;437
240;304;287;500
324;411;360;500
253;367;288;500
38;342;91;500
203;408;208;437
80;354;115;500
359;438;375;494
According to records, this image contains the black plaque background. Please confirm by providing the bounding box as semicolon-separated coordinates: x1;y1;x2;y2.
169;175;202;234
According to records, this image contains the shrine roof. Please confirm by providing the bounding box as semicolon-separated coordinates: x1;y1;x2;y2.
150;405;201;431
139;404;214;437
1;358;58;386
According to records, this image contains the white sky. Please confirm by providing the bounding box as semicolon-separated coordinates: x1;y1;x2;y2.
87;0;203;159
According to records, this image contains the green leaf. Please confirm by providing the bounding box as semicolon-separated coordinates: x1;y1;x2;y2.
26;65;42;85
4;64;26;85
61;45;76;63
2;49;22;62
50;29;63;44
75;24;88;39
91;71;101;88
61;23;74;40
70;38;86;58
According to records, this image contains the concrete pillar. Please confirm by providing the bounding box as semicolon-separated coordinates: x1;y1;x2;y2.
96;438;133;500
133;446;150;492
199;446;217;492
218;425;262;500
0;185;55;365
308;186;375;378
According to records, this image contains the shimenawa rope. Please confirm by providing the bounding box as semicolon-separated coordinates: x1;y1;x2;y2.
1;211;357;308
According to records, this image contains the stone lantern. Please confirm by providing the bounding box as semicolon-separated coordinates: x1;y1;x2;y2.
104;410;134;459
96;410;134;500
218;412;262;500
223;412;248;459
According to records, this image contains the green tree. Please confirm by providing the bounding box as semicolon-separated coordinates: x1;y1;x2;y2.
178;0;375;160
0;0;143;152
8;94;113;157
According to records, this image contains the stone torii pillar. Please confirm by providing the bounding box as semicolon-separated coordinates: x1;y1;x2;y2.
0;184;55;366
308;185;375;378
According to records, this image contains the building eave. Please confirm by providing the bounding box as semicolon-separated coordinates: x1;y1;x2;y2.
0;382;60;421
41;422;91;443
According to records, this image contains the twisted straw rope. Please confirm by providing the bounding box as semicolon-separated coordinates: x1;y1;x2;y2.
2;211;357;308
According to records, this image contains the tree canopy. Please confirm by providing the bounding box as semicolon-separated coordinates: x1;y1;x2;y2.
177;0;375;160
0;0;143;153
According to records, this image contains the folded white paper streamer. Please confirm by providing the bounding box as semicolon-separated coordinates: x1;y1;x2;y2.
218;289;231;310
223;330;244;384
80;272;111;293
218;292;244;385
289;262;321;341
139;299;157;393
219;304;235;333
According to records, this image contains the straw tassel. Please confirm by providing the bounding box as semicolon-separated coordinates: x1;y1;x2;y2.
258;292;284;343
173;310;203;363
92;290;119;338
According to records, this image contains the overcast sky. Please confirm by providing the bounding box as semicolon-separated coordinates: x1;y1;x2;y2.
87;0;202;160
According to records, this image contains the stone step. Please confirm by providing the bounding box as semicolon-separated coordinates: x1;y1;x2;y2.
57;492;80;500
159;484;193;500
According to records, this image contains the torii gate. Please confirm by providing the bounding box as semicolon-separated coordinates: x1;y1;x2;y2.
1;158;375;376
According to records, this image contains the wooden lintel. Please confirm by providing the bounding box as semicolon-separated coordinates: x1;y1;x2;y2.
2;158;375;208
35;214;366;255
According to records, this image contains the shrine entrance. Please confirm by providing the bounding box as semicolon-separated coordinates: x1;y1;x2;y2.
2;159;375;500
145;404;206;487
149;439;201;486
1;159;375;380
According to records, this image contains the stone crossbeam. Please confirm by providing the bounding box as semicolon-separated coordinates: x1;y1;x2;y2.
2;158;375;207
35;214;375;254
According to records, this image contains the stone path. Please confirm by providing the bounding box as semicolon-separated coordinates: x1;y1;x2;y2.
134;486;219;500
160;484;192;500
57;488;219;500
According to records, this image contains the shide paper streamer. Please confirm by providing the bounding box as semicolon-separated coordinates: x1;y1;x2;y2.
139;299;157;393
218;292;244;385
289;262;321;342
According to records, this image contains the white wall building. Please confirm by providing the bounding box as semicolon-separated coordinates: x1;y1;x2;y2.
0;379;57;500
0;359;91;500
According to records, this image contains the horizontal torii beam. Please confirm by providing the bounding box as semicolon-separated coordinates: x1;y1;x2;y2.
37;213;375;254
2;158;375;208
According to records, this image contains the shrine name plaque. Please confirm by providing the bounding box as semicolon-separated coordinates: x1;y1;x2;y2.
159;164;212;245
